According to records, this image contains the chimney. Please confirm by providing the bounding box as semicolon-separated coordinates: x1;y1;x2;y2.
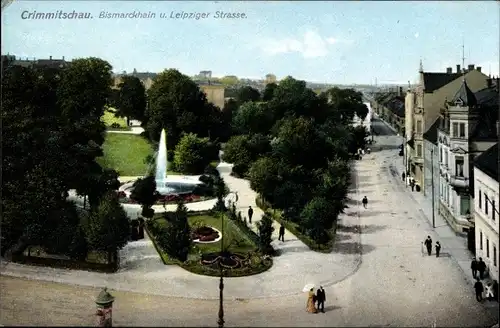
62;56;65;60
49;56;52;60
456;64;461;73
468;64;475;71
446;67;452;74
476;66;481;72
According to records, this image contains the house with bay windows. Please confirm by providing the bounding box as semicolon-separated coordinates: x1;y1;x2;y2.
437;77;499;235
473;143;499;281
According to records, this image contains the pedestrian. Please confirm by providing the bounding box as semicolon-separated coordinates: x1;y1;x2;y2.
478;257;487;279
410;180;415;192
435;241;441;257
493;280;498;301
402;172;406;181
247;206;254;224
316;286;326;313
485;282;495;301
278;224;285;242
474;278;484;302
362;196;368;209
424;236;432;256
471;258;478;279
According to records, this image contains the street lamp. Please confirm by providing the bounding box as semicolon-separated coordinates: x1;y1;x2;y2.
217;191;238;328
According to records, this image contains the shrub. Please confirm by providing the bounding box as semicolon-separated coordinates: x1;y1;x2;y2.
231;163;248;177
110;122;121;129
173;133;212;175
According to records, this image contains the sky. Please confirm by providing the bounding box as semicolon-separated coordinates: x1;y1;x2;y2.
2;1;499;84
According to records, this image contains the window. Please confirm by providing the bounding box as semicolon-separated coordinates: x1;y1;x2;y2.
480;231;483;250
455;156;464;177
445;150;448;166
487;239;490;258
440;148;443;162
452;122;459;137
479;190;482;209
494;246;497;266
493;200;496;221
485;194;489;215
416;120;422;134
460;196;470;216
459;123;466;138
417;144;422;157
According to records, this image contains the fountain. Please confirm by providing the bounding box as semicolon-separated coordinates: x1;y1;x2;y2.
119;128;203;197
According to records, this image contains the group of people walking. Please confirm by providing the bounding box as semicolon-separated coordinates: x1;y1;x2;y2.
306;286;326;313
471;257;498;302
423;236;441;257
247;206;286;242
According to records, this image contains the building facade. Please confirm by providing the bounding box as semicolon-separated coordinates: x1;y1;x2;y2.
422;118;440;202
372;87;405;134
405;63;489;189
437;78;499;234
473;144;499;281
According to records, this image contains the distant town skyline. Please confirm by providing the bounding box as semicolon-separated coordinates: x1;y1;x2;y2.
2;1;499;84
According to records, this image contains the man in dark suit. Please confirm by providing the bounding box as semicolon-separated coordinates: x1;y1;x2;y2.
471;258;478;279
278;224;285;242
474;278;484;302
478;258;487;279
316;286;326;313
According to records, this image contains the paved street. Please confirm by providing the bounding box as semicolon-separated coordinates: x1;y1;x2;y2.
1;117;498;326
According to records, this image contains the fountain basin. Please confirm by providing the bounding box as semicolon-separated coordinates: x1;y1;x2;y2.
119;175;204;197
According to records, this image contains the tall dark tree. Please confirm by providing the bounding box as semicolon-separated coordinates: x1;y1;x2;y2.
256;213;275;254
115;75;147;125
232;101;274;136
236;86;261;104
130;176;157;218
158;201;192;261
262;82;277;101
145;69;212;150
84;192;130;263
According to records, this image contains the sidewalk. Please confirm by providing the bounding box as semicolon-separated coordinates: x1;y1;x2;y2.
376;118;499;316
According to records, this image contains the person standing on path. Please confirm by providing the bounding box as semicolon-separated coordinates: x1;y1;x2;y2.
474;278;484;302
424;236;432;256
435;241;441;257
362;196;368;209
478;258;487;279
278;224;285;242
471;258;478;279
248;206;254;224
316;286;326;313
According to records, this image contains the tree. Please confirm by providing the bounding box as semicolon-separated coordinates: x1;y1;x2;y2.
262;83;277;101
130;176;157;218
145;69;214;150
219;75;239;86
267;76;319;119
256;213;274;254
236;86;261;104
349;125;370;153
232;102;273;135
158;201;192;261
221;135;253;167
248;157;282;201
115;75;147;125
84;192;130;263
173;133;213;174
300;197;335;245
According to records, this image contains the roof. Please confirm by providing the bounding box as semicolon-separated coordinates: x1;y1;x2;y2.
475;85;499;107
451;80;477;106
423;72;462;93
474;143;499;182
423;118;440;145
470;85;499;140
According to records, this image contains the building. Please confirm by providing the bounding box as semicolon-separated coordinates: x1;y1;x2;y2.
437;77;499;234
405;63;489;188
113;71;226;109
1;54;69;70
422;118;440;206
265;74;277;84
372;87;405;134
198;70;212;79
473;143;499;281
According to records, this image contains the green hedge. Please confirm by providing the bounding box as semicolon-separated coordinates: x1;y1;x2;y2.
255;194;335;253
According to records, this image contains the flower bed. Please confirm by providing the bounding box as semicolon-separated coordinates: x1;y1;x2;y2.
191;226;220;242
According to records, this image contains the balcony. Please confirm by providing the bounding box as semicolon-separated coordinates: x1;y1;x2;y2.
439;164;449;175
449;175;469;189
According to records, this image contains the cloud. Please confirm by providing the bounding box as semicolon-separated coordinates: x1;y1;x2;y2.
258;30;351;58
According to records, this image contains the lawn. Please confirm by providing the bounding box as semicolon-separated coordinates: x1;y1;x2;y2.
101;107;129;129
147;212;272;276
97;133;153;176
155;214;256;256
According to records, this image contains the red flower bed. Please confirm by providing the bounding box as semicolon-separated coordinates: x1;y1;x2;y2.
192;226;220;242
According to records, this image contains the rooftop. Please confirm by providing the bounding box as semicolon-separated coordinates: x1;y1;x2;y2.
451;79;477;106
474;143;499;182
423;118;440;145
423;72;462;93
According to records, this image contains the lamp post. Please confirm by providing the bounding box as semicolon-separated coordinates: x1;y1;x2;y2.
431;148;435;228
217;191;237;328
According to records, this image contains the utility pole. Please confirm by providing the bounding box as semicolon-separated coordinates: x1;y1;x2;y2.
431;148;435;228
